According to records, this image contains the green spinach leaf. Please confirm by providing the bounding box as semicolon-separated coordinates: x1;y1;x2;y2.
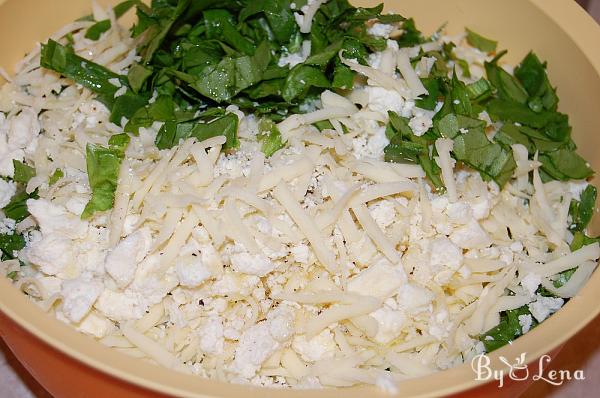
81;134;130;219
465;28;497;53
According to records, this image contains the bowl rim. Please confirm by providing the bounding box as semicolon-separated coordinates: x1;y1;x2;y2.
1;0;600;397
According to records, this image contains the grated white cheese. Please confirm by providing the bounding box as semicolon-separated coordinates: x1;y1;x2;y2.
4;9;598;390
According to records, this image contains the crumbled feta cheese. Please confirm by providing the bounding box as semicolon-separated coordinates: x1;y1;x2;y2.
429;237;463;270
0;148;24;177
347;258;406;299
520;273;541;297
211;272;242;296
77;311;114;338
26;234;76;276
231;322;280;378
408;111;433;137
278;40;311;68
368;200;396;229
108;77;122;88
27;199;88;239
230;244;277;276
123;214;140;235
428;309;451;340
198;316;224;355
61;278;103;323
469;196;490;220
364;86;406;116
368;23;395;38
445;202;473;224
371;305;406;344
450;220;491;249
0;179;16;208
35;275;63;297
267;304;295;342
113;85;127;98
176;254;212;287
510;241;523;252
8;108;40;154
65;197;88;216
397;283;434;314
528;295;564;322
94;289;146;321
105;228;152;288
290;243;310;264
518;314;533;334
292;329;337;362
368;51;383;70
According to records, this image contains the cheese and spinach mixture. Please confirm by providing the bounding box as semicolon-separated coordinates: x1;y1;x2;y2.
1;0;598;390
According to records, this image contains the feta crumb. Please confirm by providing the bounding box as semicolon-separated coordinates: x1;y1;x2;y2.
290;243;310;264
445;202;473;224
8;108;41;154
108;77;122;88
176;254;212;287
450;220;491;249
408;112;433;137
364;86;406;116
267;305;295;342
26;234;76;276
230;244;277;276
0;217;16;235
367;23;395;39
520;273;541;297
105;228;151;288
470;196;490;220
371;306;406;344
347;259;405;299
0;179;16;208
292;329;337;362
231;322;280;378
397;283;434;314
510;241;523;252
368;200;396;229
94;289;146;321
113;85;127;98
77;312;114;338
65;197;88;216
278;40;311;68
61;278;103;323
27;199;88;239
198;316;224;355
518;314;533;334
429;237;463;271
528;295;564;322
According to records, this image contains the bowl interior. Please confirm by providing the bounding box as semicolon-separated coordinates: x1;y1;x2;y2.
0;0;599;397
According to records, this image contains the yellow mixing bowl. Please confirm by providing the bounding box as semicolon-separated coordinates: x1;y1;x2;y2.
0;1;599;397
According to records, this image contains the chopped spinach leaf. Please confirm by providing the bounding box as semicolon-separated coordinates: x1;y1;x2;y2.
48;169;64;186
465;28;497;53
258;118;285;157
12;160;36;184
569;185;597;232
480;305;537;352
81;134;130;219
0;233;26;261
85;20;111;40
453;127;516;187
2;189;38;223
